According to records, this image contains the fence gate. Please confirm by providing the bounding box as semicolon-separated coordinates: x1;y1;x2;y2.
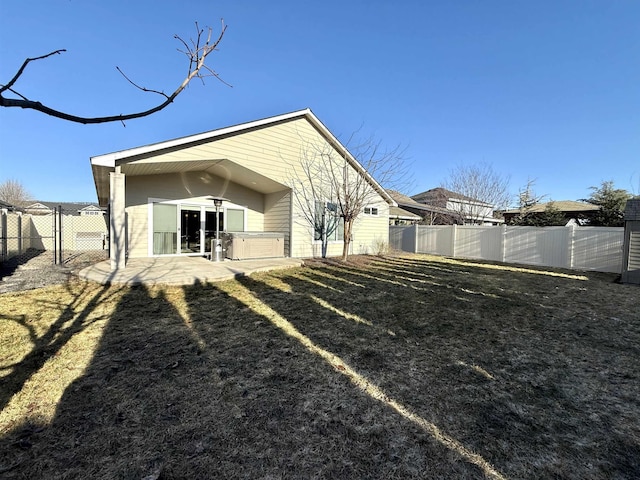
0;206;109;267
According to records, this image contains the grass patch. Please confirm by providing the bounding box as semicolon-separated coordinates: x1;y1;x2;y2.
1;254;638;478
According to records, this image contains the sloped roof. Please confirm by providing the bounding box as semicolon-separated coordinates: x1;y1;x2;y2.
501;200;599;215
91;109;396;208
0;199;23;212
412;187;490;206
389;206;422;220
25;201;103;214
387;189;456;216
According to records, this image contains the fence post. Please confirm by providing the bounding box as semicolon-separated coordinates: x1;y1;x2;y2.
17;212;23;255
568;225;576;269
1;209;7;262
501;224;507;263
58;205;63;265
451;224;457;258
52;208;56;264
414;224;419;253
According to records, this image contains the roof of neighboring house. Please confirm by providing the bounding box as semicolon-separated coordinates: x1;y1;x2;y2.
387;189;459;216
91;109;396;208
389;206;422;220
25;201;104;214
501;200;600;215
411;187;492;207
0;200;24;212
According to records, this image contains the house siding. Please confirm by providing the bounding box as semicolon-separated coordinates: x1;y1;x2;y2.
264;190;292;256
124;173;264;258
126;119;321;186
354;203;391;254
103;115;391;261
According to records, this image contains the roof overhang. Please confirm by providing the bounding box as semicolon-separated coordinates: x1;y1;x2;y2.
389;206;422;220
90;108;397;208
92;158;288;206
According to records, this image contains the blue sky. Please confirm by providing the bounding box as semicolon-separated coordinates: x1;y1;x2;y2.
1;0;638;204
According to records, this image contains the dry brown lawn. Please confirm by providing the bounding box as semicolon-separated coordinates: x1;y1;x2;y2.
1;254;639;479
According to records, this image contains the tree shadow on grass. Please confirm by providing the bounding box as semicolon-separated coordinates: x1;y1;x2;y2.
232;258;640;480
0;274;497;479
1;255;637;479
225;272;503;479
0;282;114;412
1;283;200;477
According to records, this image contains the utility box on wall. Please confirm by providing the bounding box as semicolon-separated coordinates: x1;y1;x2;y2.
621;199;640;285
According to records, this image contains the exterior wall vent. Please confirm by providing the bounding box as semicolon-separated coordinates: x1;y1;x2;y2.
621;198;640;284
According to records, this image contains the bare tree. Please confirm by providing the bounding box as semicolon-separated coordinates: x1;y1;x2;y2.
0;179;32;207
290;135;408;261
442;163;511;224
0;21;227;124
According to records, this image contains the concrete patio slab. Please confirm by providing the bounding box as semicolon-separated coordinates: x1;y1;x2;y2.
78;257;304;286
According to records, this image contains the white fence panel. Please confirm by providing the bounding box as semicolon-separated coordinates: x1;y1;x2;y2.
30;215;55;250
5;213;22;258
416;226;453;256
455;226;502;261
391;224;624;273
504;227;571;268
389;226;416;254
572;227;623;273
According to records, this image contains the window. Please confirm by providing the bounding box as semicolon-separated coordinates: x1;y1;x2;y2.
314;200;344;242
226;208;245;232
364;206;379;216
153;203;177;255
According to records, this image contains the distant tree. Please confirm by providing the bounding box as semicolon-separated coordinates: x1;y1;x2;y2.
0;22;226;124
442;163;511;224
583;180;632;227
539;202;568;226
509;179;546;225
0;179;32;207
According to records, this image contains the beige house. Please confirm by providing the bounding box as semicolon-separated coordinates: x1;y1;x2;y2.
90;109;396;270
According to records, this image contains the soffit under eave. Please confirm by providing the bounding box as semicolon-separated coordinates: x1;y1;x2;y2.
118;158;288;195
91;164;112;207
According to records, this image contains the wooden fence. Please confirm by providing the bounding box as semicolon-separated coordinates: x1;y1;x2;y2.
389;225;624;273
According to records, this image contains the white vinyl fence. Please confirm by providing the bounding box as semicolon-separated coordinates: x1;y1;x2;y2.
390;225;624;273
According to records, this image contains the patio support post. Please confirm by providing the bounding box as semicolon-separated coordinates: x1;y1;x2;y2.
109;167;126;270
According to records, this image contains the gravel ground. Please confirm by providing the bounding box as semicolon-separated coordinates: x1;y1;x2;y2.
0;250;107;294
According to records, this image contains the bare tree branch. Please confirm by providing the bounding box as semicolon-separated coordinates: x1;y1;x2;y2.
0;179;33;207
0;21;227;124
288;132;409;261
115;67;170;99
442;163;511;224
0;49;66;95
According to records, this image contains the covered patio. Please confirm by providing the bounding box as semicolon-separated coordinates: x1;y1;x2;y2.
78;256;303;286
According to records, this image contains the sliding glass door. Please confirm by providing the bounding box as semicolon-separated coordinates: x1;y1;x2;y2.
180;207;201;253
151;201;246;256
153;203;177;255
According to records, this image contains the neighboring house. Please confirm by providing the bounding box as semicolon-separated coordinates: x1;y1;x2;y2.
389;205;422;225
90;109;396;270
500;200;600;226
24;201;105;216
0;199;23;212
387;190;455;225
411;187;503;225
